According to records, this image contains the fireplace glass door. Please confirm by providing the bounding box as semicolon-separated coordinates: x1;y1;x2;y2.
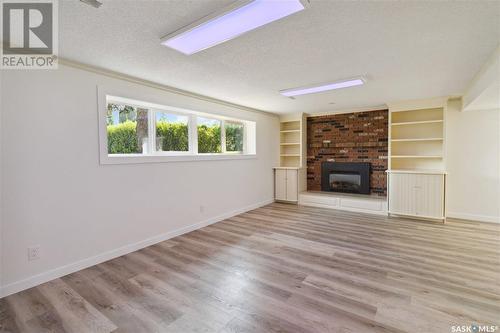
329;172;361;193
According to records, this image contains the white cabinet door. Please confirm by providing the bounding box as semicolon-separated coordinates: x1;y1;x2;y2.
275;169;287;201
415;174;444;218
389;173;415;215
389;172;445;219
286;169;298;202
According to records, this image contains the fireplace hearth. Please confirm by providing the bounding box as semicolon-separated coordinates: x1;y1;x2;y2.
321;162;370;194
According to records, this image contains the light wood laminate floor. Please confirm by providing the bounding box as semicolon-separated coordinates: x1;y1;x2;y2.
1;203;499;333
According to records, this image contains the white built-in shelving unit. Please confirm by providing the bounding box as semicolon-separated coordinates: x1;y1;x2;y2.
274;114;307;202
389;105;445;171
387;98;448;221
279;119;304;167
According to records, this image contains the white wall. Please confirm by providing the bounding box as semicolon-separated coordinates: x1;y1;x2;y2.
0;64;279;296
446;99;500;223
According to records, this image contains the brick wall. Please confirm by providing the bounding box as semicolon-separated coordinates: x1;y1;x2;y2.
307;110;388;196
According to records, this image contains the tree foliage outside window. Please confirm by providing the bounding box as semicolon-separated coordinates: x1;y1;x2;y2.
225;122;244;152
106;104;243;155
107;120;140;154
156;121;189;151
107;103;136;125
198;117;221;153
107;103;148;154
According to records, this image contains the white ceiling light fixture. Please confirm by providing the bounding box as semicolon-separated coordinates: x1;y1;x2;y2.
280;77;366;97
161;0;310;55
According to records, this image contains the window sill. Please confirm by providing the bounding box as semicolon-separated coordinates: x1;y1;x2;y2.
100;153;257;165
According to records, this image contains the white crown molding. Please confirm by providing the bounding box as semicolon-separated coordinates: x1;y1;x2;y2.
58;58;278;118
304;104;388;118
386;96;449;112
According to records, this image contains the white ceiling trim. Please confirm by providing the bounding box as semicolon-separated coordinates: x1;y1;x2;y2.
462;45;500;112
58;58;278;117
305;104;388;118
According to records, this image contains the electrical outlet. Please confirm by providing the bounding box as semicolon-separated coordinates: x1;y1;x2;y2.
199;205;205;213
28;246;41;261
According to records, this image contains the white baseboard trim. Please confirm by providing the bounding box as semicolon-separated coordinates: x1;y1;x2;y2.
0;199;274;298
447;212;500;224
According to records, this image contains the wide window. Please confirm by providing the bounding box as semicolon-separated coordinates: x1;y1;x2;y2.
99;94;256;164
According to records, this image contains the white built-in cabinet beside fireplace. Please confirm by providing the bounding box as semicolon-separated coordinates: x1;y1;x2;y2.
274;113;307;203
274;168;299;202
387;97;447;221
387;170;446;220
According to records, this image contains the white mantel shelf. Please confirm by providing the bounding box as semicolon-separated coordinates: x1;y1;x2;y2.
273;166;304;170
387;169;447;175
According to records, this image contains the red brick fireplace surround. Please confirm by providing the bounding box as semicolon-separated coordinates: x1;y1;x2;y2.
307;110;388;196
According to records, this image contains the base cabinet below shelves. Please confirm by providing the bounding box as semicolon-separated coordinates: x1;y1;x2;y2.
388;171;445;220
274;168;298;202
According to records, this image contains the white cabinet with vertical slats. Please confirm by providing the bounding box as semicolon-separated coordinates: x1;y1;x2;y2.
387;170;445;220
275;169;287;201
274;167;300;202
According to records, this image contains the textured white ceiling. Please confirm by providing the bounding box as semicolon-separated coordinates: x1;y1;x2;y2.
60;0;500;114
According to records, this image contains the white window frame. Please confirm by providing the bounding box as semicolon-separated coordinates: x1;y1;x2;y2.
98;88;256;164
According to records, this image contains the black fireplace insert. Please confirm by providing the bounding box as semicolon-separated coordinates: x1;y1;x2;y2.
321;162;370;194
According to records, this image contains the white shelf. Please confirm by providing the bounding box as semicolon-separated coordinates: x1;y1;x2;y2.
273;166;303;170
387;169;447;175
391;138;443;142
392;155;442;159
389;104;445;171
279;115;305;168
391;120;443;126
388;101;447;221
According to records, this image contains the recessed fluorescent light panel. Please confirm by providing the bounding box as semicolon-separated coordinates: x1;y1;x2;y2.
161;0;308;55
280;77;366;97
80;0;102;8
